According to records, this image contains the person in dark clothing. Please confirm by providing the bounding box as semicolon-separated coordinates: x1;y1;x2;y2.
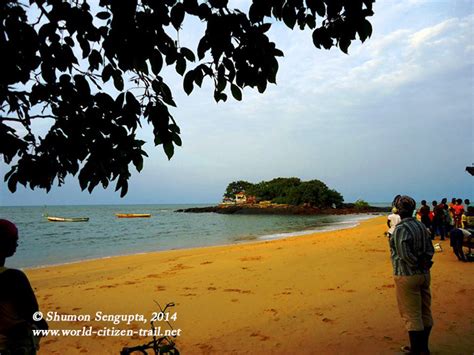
432;200;445;240
0;219;48;354
418;200;431;233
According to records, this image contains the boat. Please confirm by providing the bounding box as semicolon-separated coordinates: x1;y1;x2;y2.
115;213;152;218
47;216;89;222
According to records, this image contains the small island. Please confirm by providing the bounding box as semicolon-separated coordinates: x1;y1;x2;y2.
176;178;389;215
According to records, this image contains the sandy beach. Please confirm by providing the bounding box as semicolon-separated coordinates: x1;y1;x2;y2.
25;216;473;354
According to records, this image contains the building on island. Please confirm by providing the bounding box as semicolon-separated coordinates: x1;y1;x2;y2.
221;192;256;205
235;192;247;204
221;197;235;205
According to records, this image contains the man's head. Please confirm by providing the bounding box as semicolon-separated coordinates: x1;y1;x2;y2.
441;198;447;204
421;200;427;206
432;200;437;207
0;219;19;258
465;199;470;205
393;195;416;219
456;198;462;205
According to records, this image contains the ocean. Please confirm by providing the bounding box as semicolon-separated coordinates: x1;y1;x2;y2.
0;204;385;268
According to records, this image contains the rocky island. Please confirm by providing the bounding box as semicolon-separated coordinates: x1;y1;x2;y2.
176;178;390;215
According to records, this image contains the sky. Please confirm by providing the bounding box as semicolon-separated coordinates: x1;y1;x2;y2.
1;0;473;206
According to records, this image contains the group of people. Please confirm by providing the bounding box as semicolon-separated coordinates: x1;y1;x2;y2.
388;197;474;262
417;198;470;240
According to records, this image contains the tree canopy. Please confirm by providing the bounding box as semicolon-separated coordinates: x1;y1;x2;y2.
1;0;374;196
224;177;343;208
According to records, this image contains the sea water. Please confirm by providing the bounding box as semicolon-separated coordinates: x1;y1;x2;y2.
0;204;383;268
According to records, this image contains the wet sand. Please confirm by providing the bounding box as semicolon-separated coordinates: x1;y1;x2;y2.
26;216;473;354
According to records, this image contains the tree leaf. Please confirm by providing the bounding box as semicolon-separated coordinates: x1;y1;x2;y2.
282;5;296;29
172;132;182;146
231;84;242;101
113;71;124;91
102;64;114;83
163;142;174;160
170;3;185;30
176;57;186;76
96;11;110;20
358;19;373;42
338;37;351;54
181;47;195;62
150;50;163;75
183;70;195;95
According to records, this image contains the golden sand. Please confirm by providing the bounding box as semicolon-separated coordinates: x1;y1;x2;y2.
26;216;473;354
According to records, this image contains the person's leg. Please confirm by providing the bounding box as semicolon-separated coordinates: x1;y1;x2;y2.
438;221;445;240
420;274;433;353
394;275;425;353
450;229;464;261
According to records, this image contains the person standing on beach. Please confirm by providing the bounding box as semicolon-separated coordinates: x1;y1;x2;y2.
431;201;445;240
0;219;48;354
390;196;434;355
464;199;471;210
418;200;431;233
387;207;401;238
452;199;465;228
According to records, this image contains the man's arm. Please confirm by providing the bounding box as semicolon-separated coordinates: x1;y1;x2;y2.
6;269;48;330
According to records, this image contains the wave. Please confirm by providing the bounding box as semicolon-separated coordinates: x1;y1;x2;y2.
257;214;376;241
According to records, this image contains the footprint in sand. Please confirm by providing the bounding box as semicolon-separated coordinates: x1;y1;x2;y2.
171;264;193;271
146;274;161;278
250;332;270;341
156;285;166;291
231;299;239;303
240;256;262;262
223;288;252;294
72;307;82;311
322;317;334;323
99;284;117;289
200;261;213;265
264;308;278;316
365;249;386;253
208;287;217;291
196;344;213;352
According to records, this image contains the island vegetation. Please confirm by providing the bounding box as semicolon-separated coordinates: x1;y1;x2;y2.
224;177;343;208
177;177;388;215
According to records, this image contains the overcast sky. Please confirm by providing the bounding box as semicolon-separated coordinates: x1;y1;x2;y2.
1;0;473;206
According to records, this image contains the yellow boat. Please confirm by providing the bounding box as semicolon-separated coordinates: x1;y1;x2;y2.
115;213;151;218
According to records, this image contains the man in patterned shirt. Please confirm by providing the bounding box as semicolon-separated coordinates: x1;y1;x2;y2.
390;195;434;355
